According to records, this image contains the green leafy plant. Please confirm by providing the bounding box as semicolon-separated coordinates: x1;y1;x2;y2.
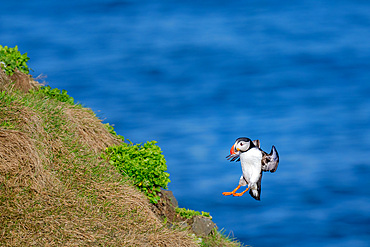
103;141;171;204
175;207;212;219
0;45;32;76
31;86;75;104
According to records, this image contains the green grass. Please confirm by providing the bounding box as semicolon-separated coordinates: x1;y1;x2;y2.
30;85;75;104
201;228;244;247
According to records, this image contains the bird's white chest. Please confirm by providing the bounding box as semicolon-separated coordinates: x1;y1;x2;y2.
240;148;262;184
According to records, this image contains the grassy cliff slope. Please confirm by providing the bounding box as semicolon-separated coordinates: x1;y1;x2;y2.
0;55;243;246
0;70;199;246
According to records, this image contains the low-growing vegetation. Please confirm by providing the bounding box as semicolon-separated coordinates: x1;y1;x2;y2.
0;45;32;75
31;85;75;104
175;207;212;220
103;141;171;204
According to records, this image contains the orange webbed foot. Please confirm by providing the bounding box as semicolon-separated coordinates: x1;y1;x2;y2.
233;193;244;196
233;188;249;197
222;185;241;196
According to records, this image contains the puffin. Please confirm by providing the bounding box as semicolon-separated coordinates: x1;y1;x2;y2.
222;137;279;200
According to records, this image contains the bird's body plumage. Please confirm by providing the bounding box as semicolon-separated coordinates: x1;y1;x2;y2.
223;137;279;200
239;147;263;200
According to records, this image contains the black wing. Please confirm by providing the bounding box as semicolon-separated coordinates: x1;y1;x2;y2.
261;145;279;173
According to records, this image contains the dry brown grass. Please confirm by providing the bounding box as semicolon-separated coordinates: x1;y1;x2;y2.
0;70;10;91
64;107;121;154
0;73;198;246
0;69;38;93
0;129;54;193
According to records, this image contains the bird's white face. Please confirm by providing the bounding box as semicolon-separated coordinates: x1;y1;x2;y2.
235;140;251;152
230;139;251;155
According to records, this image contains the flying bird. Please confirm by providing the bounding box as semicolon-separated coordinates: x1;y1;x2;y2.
222;137;279;200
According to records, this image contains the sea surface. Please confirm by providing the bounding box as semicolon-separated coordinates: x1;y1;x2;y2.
1;1;370;246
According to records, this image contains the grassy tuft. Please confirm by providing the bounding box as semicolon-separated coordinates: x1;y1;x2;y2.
201;228;245;247
31;85;75;104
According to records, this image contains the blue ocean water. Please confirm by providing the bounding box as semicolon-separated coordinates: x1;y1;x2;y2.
2;1;370;246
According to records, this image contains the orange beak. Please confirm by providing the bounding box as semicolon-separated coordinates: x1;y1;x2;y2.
230;144;236;155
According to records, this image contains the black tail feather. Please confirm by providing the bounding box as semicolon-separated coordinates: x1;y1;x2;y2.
249;173;262;200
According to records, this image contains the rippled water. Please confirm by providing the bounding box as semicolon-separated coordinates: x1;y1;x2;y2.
2;1;370;246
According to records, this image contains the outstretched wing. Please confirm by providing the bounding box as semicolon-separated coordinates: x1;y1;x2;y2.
261;145;279;173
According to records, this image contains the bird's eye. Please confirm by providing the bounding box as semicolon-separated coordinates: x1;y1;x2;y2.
240;143;243;146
